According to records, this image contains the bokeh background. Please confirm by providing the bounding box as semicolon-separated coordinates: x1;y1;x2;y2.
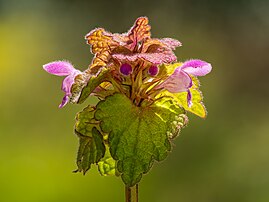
1;0;269;201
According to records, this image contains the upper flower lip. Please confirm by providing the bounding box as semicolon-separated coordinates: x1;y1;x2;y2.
43;60;81;108
180;59;212;76
43;61;76;76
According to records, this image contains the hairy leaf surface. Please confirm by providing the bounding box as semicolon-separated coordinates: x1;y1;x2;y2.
95;94;186;186
74;106;105;174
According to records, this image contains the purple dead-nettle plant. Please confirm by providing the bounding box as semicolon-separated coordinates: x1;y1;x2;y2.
43;17;212;202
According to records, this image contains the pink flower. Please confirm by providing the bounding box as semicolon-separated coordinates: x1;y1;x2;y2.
159;59;212;106
43;61;82;108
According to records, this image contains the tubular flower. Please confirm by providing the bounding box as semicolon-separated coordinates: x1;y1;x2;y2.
43;61;82;108
157;59;212;106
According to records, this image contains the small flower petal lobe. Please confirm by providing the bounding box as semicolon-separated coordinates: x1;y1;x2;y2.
59;95;69;108
187;90;193;107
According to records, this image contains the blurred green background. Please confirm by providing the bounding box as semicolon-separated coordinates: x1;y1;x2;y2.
1;0;269;201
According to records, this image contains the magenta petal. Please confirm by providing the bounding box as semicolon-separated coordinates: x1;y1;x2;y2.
59;95;69;108
43;61;75;76
187;90;193;107
181;59;212;76
61;71;81;94
62;75;74;94
160;68;192;93
59;70;81;108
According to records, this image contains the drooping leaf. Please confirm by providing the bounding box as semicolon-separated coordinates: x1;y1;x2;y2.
78;68;110;104
74;106;105;174
95;94;186;187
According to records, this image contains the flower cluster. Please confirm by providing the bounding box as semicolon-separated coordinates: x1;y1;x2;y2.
43;16;213;188
43;17;211;111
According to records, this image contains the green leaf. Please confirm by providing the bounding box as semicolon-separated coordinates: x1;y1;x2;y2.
154;97;188;139
77;68;109;104
74;106;106;174
95;94;186;186
75;106;97;137
97;145;117;176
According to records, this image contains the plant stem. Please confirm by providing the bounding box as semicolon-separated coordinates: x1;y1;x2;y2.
125;184;138;202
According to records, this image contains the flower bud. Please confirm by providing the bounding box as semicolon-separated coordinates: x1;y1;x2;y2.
148;65;159;76
120;63;132;76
